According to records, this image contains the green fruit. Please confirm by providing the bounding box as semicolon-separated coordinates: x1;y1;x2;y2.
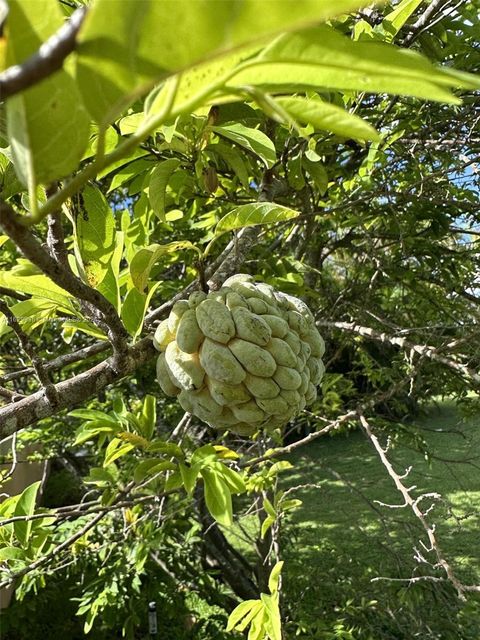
168;300;189;333
206;377;250;406
265;337;297;368
176;309;204;353
165;342;205;391
156;353;180;396
153;319;174;351
200;338;246;385
153;275;325;436
273;365;302;390
232;306;272;346
196;299;235;344
228;338;277;377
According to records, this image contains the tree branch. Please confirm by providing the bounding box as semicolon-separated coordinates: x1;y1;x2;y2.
319;320;480;386
0;337;155;438
0;200;129;366
0;6;86;99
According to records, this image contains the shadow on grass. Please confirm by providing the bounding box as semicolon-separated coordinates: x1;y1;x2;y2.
280;403;480;639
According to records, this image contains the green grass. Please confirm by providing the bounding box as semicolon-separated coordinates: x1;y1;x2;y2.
277;402;480;639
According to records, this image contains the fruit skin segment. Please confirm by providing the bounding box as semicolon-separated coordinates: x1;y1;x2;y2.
153;274;325;436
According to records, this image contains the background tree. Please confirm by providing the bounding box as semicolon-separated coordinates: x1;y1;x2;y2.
0;0;479;638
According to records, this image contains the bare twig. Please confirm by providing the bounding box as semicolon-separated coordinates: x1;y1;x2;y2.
320;320;480;386
359;412;472;600
0;299;58;405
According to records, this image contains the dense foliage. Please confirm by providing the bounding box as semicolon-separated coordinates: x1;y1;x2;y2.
0;0;479;638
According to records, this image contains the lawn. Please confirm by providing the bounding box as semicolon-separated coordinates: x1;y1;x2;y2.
278;402;480;639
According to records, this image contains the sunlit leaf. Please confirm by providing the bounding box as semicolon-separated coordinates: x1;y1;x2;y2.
215;203;299;236
5;0;89;194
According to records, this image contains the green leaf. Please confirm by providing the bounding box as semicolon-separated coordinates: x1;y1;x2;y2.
210;142;250;189
130;242;201;292
261;516;275;540
76;186;116;289
303;159;328;195
268;560;284;594
226;600;259;632
276;96;380;141
179;463;200;496
236;602;264;634
84;467;116;486
13;481;41;547
280;498;302;511
70;409;118;422
147;440;184;459
0;299;57;338
96;231;124;310
148;159;181;220
201;468;233;527
140;394;156;440
215;203;298;236
215;464;246;495
107;158;153;193
0;273;74;309
121;288;147;336
211;124;276;168
122;281;161;340
133;459;176;484
382;0;424;42
5;0;89;196
0;546;26;562
248;606;267;640
263;498;276;519
73;423;119;446
76;0;380;123
261;593;282;640
228;26;479;104
103;438;135;467
117;431;150;449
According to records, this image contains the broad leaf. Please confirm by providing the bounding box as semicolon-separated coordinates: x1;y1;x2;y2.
226;600;259;632
276;96;380;141
5;0;89;195
103;438;135;467
76;0;383;123
13;481;41;547
140;394;157;440
117;431;150;449
211;124;276;168
215;203;299;235
148;159;181;220
134;459;176;484
179;463;200;496
201;468;233;527
228;26;479;104
130;242;201;292
0;273;74;309
261;593;282;640
268;560;284;594
382;0;424;42
76;186;116;288
121;288;147;336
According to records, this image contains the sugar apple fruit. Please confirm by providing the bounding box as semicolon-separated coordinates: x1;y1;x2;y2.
153;274;325;436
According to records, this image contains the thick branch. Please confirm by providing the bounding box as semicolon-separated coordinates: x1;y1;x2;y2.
0;200;129;365
0;338;155;438
0;7;86;99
